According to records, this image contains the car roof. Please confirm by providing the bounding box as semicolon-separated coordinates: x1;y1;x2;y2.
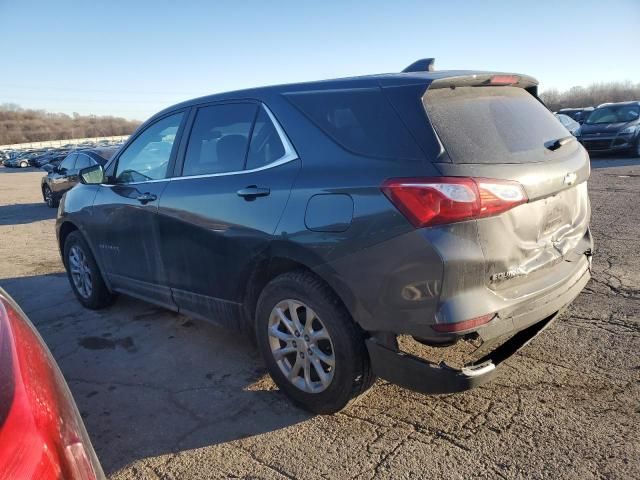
150;68;538;120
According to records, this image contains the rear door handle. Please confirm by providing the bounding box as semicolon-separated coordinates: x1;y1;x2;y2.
236;185;270;200
136;192;157;204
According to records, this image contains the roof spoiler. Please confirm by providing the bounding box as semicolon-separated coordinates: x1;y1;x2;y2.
402;58;435;73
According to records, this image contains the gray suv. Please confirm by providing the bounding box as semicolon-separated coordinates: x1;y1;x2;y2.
56;60;593;413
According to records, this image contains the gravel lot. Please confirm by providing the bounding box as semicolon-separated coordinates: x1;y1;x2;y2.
0;159;638;479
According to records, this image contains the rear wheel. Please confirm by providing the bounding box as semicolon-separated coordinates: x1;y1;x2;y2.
20;161;28;168
43;185;58;208
63;231;115;309
255;271;374;414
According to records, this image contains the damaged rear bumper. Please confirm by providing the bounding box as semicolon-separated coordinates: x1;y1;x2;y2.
366;267;590;394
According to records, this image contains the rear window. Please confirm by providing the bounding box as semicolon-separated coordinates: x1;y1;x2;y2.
286;88;424;160
424;86;568;164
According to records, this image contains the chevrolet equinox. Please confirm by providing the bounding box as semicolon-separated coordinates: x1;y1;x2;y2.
56;59;593;413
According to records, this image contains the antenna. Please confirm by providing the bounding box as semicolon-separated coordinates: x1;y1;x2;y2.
402;58;435;73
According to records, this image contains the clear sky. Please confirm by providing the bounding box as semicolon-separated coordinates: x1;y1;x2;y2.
1;0;638;120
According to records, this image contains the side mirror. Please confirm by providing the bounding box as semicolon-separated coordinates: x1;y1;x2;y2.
42;164;54;172
79;164;105;185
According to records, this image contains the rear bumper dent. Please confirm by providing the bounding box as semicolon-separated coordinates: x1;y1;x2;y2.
366;312;556;394
366;267;590;394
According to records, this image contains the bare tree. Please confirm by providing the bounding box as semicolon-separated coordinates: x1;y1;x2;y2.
0;104;141;144
541;81;640;112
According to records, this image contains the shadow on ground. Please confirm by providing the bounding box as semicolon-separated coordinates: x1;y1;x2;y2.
1;273;311;474
0;202;55;225
0;166;43;174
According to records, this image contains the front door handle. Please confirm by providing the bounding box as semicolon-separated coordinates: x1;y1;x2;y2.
136;192;157;204
236;185;270;200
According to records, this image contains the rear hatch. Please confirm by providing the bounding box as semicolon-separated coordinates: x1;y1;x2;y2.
423;80;592;298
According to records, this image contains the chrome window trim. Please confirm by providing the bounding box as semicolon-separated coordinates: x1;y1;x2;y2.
169;104;298;182
101;104;298;187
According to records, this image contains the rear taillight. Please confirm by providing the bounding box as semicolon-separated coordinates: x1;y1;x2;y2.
0;296;102;480
381;177;527;227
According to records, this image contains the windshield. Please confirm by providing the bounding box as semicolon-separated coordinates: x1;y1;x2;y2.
585;105;640;124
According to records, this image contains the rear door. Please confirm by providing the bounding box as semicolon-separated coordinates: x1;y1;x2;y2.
157;102;300;326
422;84;592;297
88;110;187;308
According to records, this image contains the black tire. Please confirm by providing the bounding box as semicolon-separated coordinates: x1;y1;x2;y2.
255;270;374;414
20;161;28;168
43;185;58;208
63;231;115;309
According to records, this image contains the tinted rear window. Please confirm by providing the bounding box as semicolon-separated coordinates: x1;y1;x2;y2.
91;148;117;163
286;88;424;160
424;86;568;164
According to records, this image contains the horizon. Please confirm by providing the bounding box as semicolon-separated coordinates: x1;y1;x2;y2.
1;0;638;121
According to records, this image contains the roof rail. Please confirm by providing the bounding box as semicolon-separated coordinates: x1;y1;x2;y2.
402;58;435;73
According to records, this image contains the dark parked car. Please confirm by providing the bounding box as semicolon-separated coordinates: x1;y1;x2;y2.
0;288;105;478
557;107;594;124
42;148;117;208
555;113;581;136
5;151;45;168
32;151;69;168
56;61;593;413
578;101;640;156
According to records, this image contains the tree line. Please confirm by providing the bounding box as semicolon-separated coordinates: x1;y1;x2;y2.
0;103;141;145
540;81;640;112
2;82;639;145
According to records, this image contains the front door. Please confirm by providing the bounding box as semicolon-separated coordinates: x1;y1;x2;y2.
87;111;187;309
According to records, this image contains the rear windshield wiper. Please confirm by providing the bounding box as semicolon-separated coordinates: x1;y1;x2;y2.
545;136;575;151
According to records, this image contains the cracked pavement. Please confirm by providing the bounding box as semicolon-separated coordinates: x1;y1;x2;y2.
0;157;638;479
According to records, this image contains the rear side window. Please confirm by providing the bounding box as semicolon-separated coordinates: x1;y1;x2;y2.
183;103;257;176
74;154;95;170
424;86;568;164
59;153;77;170
246;108;286;170
286;88;424;160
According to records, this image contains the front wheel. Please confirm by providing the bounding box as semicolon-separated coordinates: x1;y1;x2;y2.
255;271;374;414
43;185;58;208
20;161;28;168
63;231;115;309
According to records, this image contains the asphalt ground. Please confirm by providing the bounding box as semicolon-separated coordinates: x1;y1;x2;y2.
0;157;638;479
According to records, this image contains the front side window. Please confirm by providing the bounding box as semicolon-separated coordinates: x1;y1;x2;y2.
182;103;257;176
115;112;183;184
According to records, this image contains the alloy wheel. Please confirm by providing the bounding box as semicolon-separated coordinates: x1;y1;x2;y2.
268;299;335;393
44;187;53;207
68;245;93;298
